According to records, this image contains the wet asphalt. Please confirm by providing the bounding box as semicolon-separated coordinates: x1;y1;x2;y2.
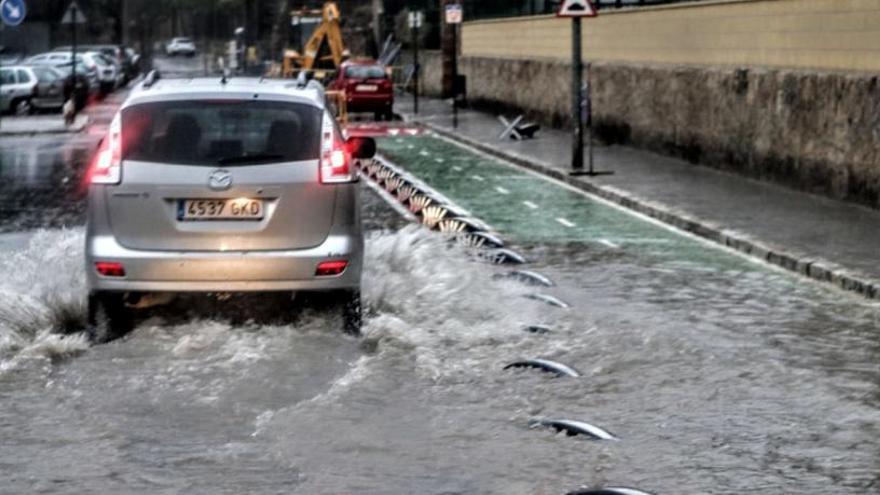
0;57;877;495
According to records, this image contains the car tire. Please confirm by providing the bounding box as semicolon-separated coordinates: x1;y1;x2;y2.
339;289;362;335
12;98;31;116
87;292;134;343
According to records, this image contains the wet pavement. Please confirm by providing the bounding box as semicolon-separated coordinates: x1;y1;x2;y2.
0;59;877;494
400;97;880;285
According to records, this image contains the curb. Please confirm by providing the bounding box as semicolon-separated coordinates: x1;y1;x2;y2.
0;119;89;137
420;121;879;301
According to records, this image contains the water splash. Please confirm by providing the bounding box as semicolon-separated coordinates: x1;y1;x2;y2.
0;229;89;370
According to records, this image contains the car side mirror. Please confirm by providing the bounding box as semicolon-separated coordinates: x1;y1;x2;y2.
348;137;376;159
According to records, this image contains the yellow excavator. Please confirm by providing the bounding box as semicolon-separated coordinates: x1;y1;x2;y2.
282;2;350;78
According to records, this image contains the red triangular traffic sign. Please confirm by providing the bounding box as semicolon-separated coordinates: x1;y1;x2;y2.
557;0;597;17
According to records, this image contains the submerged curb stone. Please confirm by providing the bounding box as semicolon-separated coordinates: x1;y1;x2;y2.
421;121;880;301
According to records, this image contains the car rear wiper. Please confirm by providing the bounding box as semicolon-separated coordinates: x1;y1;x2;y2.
217;153;284;165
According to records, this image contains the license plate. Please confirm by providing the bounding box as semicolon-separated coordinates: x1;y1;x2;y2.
178;198;264;221
356;84;378;92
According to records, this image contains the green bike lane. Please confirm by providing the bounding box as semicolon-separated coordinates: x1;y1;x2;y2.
380;135;786;274
377;134;880;495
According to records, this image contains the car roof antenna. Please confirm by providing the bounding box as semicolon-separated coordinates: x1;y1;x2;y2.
221;68;230;85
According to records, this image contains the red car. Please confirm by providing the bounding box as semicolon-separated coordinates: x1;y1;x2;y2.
330;60;394;120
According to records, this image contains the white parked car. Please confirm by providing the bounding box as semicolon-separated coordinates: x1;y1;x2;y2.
27;51;112;93
165;37;197;57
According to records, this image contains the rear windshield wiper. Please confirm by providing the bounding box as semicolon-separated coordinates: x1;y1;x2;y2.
217;153;284;165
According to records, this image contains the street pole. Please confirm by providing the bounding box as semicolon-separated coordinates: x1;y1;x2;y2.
412;17;419;115
570;16;584;173
452;22;458;129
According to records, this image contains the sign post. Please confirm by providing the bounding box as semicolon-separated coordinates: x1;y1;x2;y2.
61;1;85;117
445;3;462;128
408;11;423;114
557;0;610;176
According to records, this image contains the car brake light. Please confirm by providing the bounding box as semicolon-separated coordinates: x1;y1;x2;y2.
95;262;126;277
91;115;122;184
315;260;348;276
320;114;356;184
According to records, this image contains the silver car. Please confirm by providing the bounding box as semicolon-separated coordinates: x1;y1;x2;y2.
86;75;375;340
0;65;35;114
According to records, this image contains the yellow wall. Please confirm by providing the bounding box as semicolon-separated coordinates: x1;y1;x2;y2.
462;0;880;72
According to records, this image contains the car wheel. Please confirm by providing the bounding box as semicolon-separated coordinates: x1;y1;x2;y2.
339;289;362;335
374;111;385;122
12;98;31;116
87;292;134;343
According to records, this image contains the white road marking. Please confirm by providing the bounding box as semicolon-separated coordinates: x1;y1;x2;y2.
419;150;430;156
556;217;576;228
599;239;620;249
471;175;485;182
495;186;510;195
435;158;445;163
522;201;539;210
452;165;463;172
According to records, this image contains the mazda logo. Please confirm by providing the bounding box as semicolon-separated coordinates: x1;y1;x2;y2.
208;170;232;191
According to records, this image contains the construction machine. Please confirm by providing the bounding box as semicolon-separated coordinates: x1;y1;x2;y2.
282;2;350;78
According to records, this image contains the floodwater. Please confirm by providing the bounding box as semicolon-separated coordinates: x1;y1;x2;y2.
1;115;878;494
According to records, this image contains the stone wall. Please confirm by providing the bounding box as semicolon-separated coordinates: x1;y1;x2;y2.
447;56;880;209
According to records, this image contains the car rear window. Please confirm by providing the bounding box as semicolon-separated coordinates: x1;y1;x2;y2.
122;100;322;165
344;65;386;80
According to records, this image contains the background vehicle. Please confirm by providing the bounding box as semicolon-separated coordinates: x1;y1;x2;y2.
0;66;68;115
26;66;66;112
26;52;100;93
165;37;197;57
56;44;136;84
27;59;97;105
329;60;393;121
85;77;376;340
0;66;38;114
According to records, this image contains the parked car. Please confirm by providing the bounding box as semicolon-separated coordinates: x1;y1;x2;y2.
26;52;100;92
43;63;92;111
50;50;119;93
0;65;36;114
0;65;67;114
165;37;197;57
329;60;394;120
27;58;98;98
55;45;133;85
27;66;67;112
84;77;376;340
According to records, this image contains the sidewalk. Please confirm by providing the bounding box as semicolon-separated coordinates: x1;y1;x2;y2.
398;97;880;299
0;114;88;136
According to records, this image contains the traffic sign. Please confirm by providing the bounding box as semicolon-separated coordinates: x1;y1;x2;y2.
445;4;463;25
557;0;597;18
408;11;423;29
61;0;86;25
1;0;26;27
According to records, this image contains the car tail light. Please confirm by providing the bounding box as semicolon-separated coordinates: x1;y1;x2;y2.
319;114;356;184
91;115;122;184
95;262;126;277
315;260;348;276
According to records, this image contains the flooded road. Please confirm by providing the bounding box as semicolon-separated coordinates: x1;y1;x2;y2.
1;62;878;494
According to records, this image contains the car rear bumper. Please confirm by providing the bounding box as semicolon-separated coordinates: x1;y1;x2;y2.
86;232;363;292
347;94;393;112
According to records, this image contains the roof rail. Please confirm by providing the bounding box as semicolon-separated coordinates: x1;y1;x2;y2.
142;70;161;89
